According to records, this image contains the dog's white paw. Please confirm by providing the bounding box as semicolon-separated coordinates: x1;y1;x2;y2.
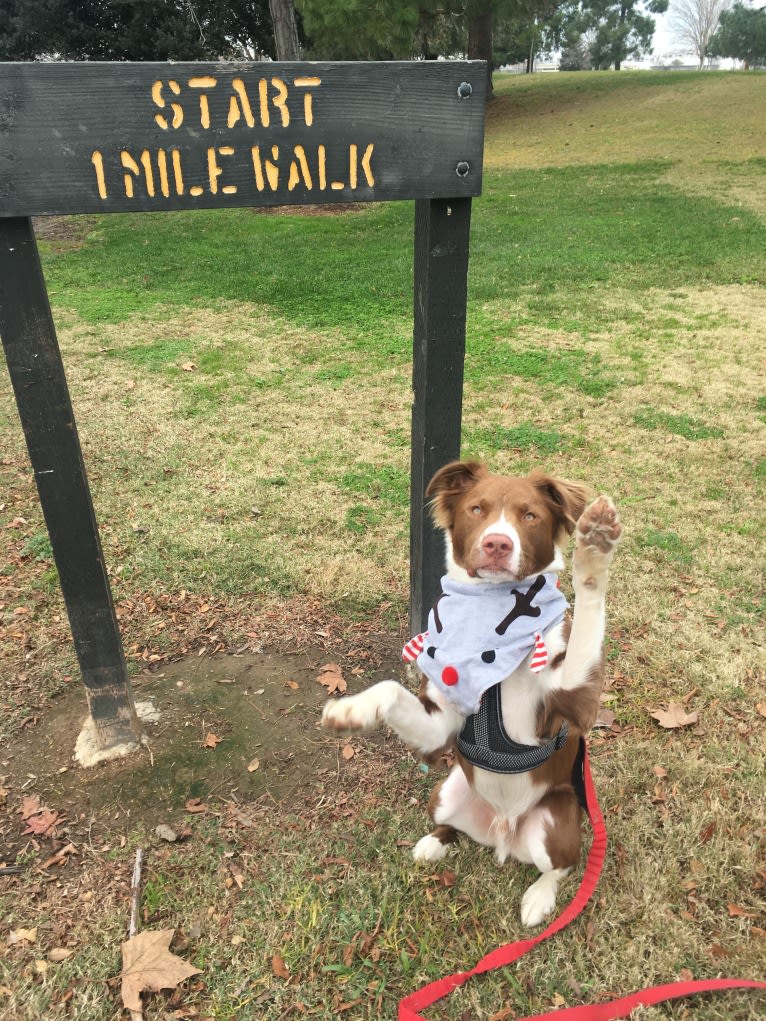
576;496;622;556
412;834;450;863
321;681;401;733
321;692;378;733
520;872;560;928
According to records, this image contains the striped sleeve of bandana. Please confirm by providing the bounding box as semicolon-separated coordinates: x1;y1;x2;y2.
529;632;548;672
402;632;427;663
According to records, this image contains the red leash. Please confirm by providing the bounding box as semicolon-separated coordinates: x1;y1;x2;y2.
398;744;766;1021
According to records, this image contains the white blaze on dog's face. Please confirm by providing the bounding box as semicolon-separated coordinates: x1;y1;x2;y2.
426;461;588;583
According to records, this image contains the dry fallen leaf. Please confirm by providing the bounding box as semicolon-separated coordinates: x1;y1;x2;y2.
185;798;207;815
19;795;41;820
727;903;756;918
48;948;73;962
649;703;699;730
23;809;60;837
40;842;77;870
709;943;730;959
227;862;245;890
341;744;355;761
246;758;260;773
316;663;347;696
271;954;290;980
121;930;201;1015
755;702;766;718
698;821;717;844
594;707;616;729
181;361;197;372
489;1008;518;1021
9;928;37;945
202;733;222;749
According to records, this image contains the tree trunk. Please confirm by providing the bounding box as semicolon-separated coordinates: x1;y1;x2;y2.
615;2;626;69
268;0;300;61
528;29;537;73
468;12;493;100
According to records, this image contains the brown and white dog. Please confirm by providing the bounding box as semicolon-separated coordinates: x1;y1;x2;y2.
322;461;621;927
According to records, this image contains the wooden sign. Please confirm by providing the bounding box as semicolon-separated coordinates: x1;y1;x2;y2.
0;59;486;758
0;61;485;216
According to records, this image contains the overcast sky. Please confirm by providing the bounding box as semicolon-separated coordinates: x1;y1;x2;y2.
652;11;674;54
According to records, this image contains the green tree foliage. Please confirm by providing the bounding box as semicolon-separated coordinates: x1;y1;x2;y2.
708;1;766;66
295;0;563;96
547;0;668;69
0;0;274;61
296;0;501;99
295;0;461;60
494;0;561;69
296;0;557;63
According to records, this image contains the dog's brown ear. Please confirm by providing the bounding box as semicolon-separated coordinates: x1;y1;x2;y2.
531;473;589;537
426;460;487;530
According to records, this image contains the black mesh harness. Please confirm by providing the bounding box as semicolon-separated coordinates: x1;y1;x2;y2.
456;681;570;776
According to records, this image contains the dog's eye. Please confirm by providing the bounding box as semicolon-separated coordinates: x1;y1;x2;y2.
470;505;483;516
523;511;536;521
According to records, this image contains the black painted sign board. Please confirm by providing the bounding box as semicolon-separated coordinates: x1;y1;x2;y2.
0;60;485;755
0;61;485;215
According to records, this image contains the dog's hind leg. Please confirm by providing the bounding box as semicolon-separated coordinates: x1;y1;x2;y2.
413;765;497;862
512;788;583;927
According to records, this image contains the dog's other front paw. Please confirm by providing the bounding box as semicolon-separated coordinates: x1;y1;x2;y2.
321;681;400;733
321;694;375;733
576;496;622;557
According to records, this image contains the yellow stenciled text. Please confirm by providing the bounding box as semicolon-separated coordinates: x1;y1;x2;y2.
151;75;322;131
89;143;375;202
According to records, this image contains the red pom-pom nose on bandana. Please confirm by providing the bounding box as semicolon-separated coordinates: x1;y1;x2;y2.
441;665;459;687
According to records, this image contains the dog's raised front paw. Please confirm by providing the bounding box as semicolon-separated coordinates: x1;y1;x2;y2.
576;496;622;556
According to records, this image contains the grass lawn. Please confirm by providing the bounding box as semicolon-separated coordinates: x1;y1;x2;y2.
1;70;765;1020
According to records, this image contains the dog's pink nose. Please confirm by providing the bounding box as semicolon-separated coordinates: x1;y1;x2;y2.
482;534;513;558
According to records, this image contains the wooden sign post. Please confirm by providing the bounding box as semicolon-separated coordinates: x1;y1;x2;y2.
0;60;485;761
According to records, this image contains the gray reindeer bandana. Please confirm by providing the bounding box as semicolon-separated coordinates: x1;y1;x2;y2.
404;573;568;716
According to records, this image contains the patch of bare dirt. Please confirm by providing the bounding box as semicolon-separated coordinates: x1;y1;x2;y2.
0;647;404;873
250;202;369;217
32;215;99;250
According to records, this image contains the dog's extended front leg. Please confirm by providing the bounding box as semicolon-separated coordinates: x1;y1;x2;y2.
321;680;462;759
561;496;622;692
